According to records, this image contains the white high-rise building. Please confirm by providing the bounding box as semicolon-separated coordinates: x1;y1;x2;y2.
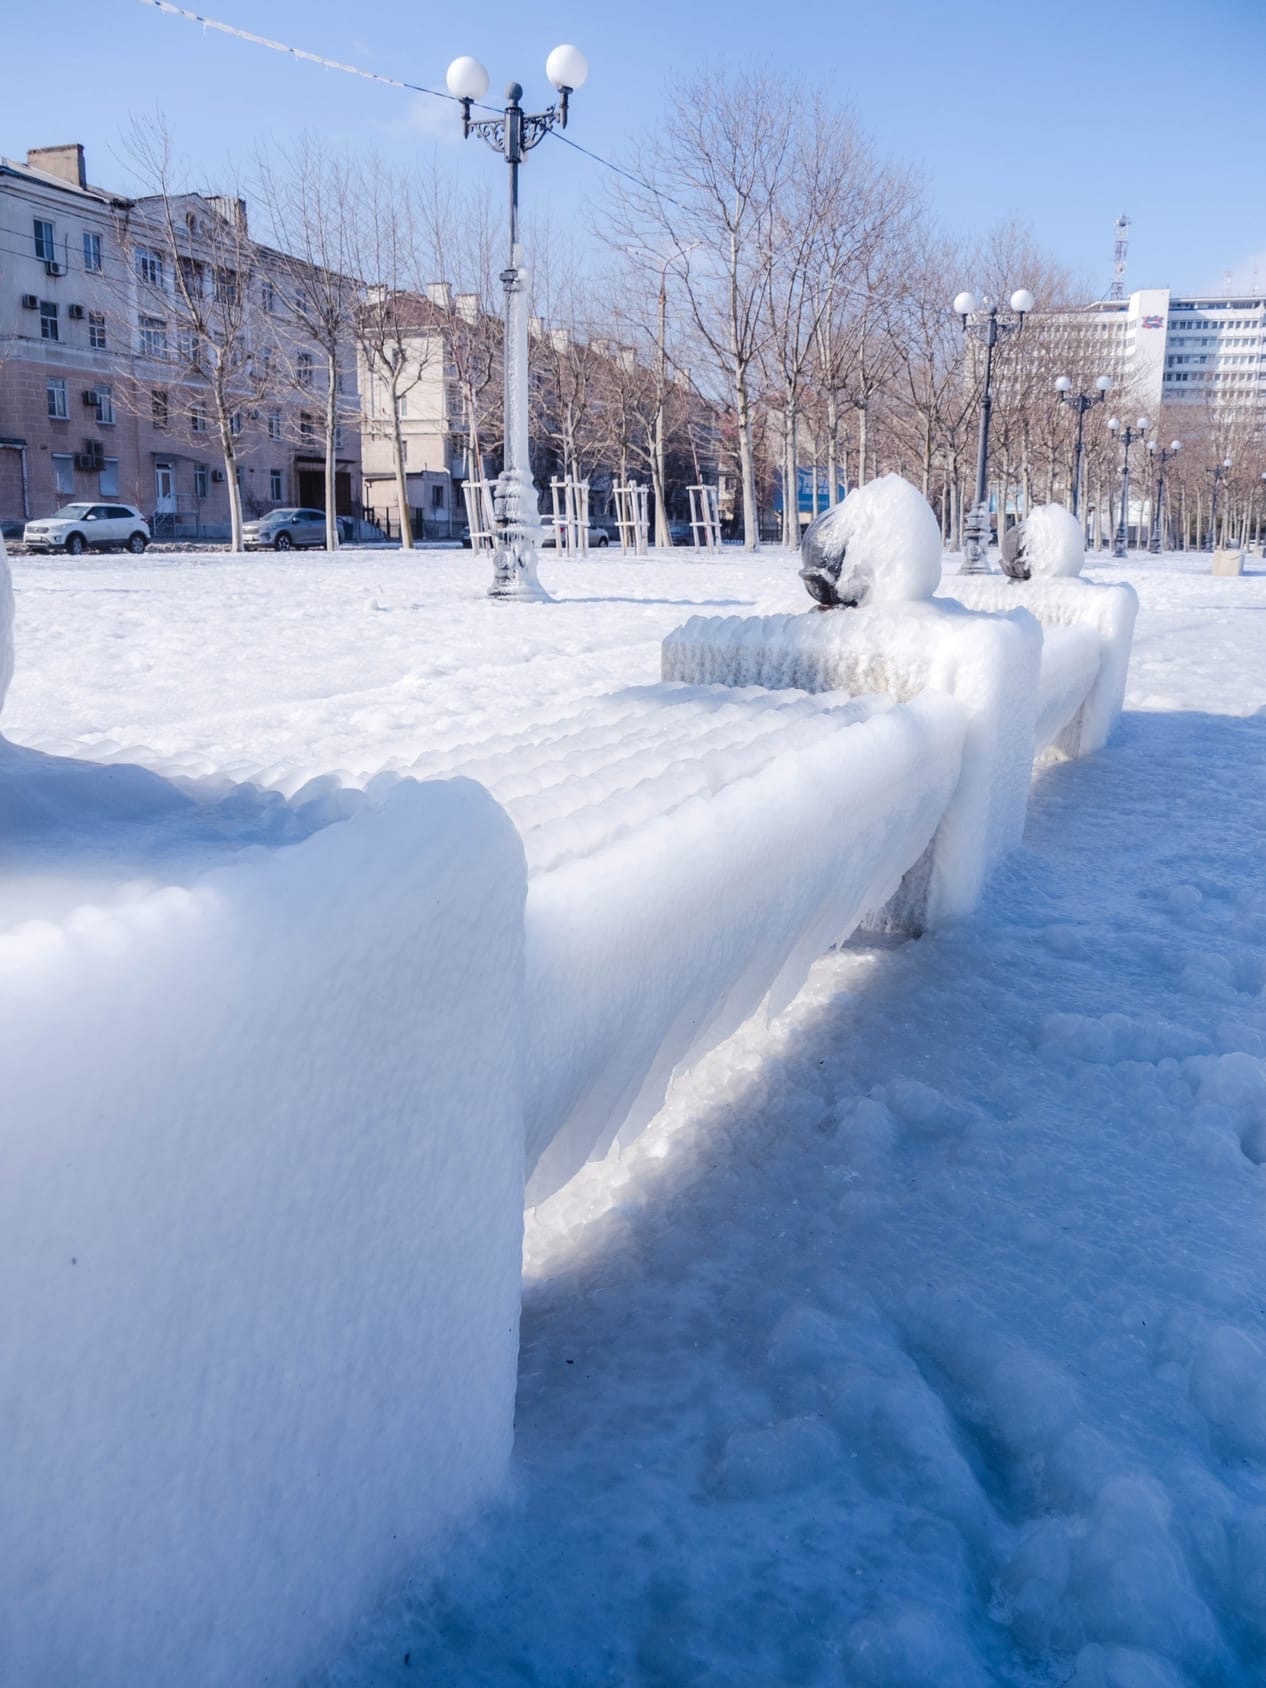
1053;288;1266;420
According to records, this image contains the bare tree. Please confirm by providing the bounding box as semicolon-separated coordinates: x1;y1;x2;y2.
254;140;361;552
617;72;800;549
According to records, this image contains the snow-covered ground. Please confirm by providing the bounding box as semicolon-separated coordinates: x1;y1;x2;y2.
6;545;1266;1685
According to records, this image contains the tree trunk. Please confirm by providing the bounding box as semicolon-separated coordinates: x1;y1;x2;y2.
218;409;243;552
390;381;414;550
324;355;339;551
735;362;758;551
856;403;868;489
826;390;840;506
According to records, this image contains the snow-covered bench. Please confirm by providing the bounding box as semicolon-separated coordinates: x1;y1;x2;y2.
378;683;964;1202
1;531;529;1687
945;575;1138;759
0;481;1139;1685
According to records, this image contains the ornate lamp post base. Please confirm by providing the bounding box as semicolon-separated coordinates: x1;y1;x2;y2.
962;501;992;574
490;467;550;600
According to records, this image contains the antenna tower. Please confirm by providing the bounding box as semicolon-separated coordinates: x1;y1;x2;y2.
1109;214;1130;300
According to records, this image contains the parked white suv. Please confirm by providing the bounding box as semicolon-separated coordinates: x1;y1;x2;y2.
23;504;150;555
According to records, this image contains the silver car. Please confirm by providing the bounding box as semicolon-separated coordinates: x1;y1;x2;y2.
241;508;329;551
23;503;150;555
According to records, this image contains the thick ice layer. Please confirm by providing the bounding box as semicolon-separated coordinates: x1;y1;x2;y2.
372;683;963;1203
519;685;964;1201
798;474;942;608
0;533;12;714
0;777;527;1688
946;576;1139;757
663;602;1041;928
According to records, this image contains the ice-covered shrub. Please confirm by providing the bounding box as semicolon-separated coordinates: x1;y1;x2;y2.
799;474;942;608
1000;503;1085;581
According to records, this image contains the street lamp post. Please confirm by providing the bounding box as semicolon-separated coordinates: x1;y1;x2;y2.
1146;437;1181;555
1053;374;1111;520
446;46;589;599
1207;457;1233;551
952;288;1034;573
1107;414;1149;558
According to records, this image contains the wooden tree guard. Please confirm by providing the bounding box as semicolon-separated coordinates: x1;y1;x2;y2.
613;483;649;556
461;479;497;551
688;484;722;553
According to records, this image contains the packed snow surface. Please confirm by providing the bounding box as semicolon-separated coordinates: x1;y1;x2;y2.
4;544;1266;1684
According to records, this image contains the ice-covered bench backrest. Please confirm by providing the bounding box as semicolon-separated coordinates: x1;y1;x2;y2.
663;599;1041;932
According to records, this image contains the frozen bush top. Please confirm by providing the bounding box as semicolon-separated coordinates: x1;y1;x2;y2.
799;475;942;608
1003;504;1085;580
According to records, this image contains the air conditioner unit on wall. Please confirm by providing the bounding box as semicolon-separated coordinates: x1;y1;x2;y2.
211;469;225;482
45;260;65;277
68;303;85;320
21;294;38;310
74;453;96;471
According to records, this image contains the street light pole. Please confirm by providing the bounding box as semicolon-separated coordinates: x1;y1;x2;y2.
447;46;589;600
1053;374;1111;520
1107;415;1149;558
1146;437;1181;555
952;287;1034;573
1207;457;1232;551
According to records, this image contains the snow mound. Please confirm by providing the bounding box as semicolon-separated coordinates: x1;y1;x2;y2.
0;532;12;716
1003;503;1085;580
799;474;942;607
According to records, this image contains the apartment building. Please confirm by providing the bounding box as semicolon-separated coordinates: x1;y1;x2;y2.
0;144;361;537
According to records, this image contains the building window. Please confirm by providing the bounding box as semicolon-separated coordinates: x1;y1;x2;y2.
39;300;59;341
34;218;56;261
431;483;445;510
177;328;199;365
299;411;314;441
192;404;208;434
269;469;283;502
53;453;75;495
214;268;238;307
139;315;168;358
267;410;281;440
95;386;115;426
152;390;169;430
297;352;314;388
194;463;209;499
136;248;164;288
88;311;107;350
334;424;344;449
179;256;204;299
230;411;243;436
82;231;102;273
261;279;277;314
99;458;120;497
46;378;68;420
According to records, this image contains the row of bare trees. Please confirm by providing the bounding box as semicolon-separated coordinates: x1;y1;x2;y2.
111;79;1265;553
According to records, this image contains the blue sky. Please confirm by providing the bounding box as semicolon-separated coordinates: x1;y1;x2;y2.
5;0;1263;298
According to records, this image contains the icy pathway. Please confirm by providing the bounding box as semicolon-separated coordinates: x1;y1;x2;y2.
323;578;1266;1685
